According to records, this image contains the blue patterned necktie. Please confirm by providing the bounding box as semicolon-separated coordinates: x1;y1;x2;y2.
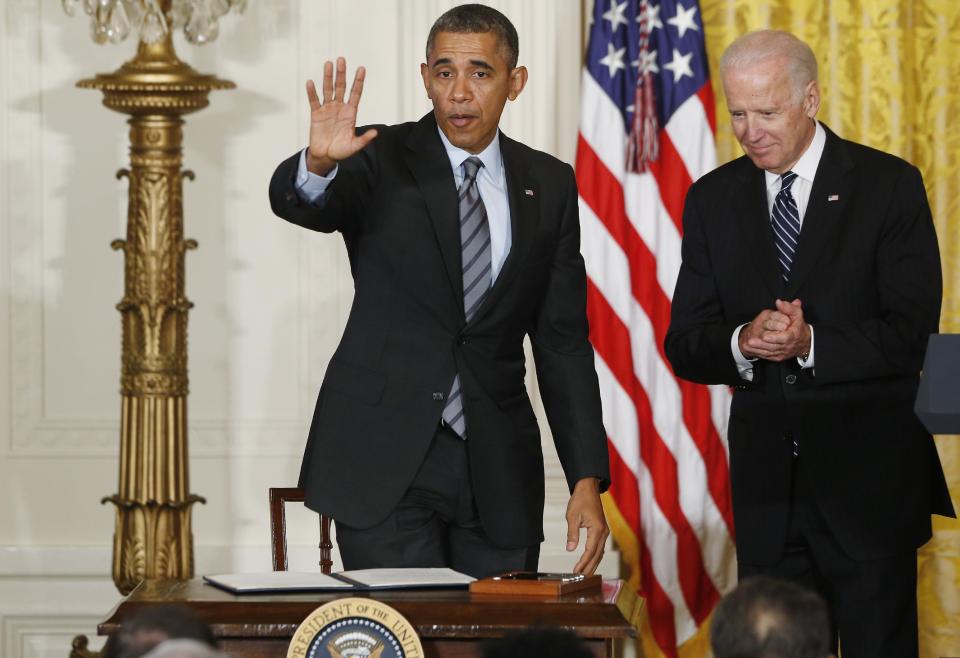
442;157;491;439
773;171;801;457
771;171;800;283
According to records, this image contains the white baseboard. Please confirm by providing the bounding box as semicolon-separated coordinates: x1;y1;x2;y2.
3;616;108;658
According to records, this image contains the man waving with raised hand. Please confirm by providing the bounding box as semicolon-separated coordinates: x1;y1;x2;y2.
270;4;610;578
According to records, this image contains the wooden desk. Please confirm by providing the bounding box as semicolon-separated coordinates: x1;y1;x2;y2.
97;579;640;658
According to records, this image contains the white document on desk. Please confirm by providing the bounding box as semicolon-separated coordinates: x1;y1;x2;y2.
335;568;475;589
204;571;355;593
204;568;474;594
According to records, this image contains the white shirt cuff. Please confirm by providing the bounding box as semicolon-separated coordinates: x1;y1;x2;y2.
731;323;756;381
295;148;337;204
797;325;815;370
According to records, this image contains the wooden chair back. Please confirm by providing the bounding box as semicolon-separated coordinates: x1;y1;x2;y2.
268;487;333;573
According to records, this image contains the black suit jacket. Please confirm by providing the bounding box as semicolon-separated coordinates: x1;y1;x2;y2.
666;125;954;565
269;113;610;549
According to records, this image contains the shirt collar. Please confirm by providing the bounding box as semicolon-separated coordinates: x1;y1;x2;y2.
765;120;826;190
436;125;504;183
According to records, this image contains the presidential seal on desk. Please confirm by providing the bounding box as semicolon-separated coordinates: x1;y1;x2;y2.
287;598;423;658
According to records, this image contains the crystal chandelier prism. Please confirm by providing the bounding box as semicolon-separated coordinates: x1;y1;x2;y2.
62;0;246;45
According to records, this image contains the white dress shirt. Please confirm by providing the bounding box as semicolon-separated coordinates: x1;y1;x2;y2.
294;127;513;282
731;121;826;380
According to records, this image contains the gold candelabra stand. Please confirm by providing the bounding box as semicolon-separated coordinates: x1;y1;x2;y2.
78;10;233;594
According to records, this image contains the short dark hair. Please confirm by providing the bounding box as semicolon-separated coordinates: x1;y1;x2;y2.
711;577;832;658
425;4;519;69
103;604;218;658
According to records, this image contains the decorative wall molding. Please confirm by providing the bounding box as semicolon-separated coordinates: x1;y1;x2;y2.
3;616;108;658
4;1;317;459
0;576;118;658
6;0;44;456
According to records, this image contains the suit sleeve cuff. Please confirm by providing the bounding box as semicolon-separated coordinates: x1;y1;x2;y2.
797;325;815;369
731;323;756;381
295;147;338;204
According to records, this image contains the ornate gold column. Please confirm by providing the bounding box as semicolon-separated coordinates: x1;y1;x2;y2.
79;20;233;594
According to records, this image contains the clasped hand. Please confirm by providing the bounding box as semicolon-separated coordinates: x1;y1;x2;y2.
738;299;811;362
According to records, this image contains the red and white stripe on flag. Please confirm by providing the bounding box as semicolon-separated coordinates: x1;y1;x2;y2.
576;1;737;655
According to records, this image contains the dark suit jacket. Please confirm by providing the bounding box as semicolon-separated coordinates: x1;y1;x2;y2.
269;112;610;549
665;125;954;565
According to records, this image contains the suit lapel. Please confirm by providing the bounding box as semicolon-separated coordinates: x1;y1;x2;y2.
403;113;463;312
785;127;854;298
467;133;540;326
732;160;783;297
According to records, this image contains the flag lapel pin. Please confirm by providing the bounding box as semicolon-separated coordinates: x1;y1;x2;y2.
827;194;840;201
525;189;535;196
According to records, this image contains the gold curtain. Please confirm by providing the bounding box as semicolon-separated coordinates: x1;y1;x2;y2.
699;1;960;656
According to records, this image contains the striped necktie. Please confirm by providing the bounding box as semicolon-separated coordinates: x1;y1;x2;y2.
441;157;491;439
771;171;800;283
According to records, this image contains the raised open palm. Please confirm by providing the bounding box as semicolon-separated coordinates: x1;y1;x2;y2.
306;57;378;176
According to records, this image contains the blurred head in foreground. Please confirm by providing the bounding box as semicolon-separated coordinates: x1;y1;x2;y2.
710;576;834;658
102;604;218;658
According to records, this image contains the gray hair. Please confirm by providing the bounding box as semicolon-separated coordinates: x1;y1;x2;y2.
710;577;831;658
720;30;818;102
426;4;519;69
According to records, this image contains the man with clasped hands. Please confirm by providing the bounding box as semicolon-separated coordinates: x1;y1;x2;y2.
269;5;610;579
666;30;954;657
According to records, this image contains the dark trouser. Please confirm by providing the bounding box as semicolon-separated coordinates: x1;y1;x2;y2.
335;423;540;579
738;457;918;658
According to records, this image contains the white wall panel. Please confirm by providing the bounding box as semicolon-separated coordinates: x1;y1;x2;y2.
0;571;118;658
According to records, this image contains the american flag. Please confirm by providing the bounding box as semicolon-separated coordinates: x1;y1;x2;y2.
575;0;737;654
